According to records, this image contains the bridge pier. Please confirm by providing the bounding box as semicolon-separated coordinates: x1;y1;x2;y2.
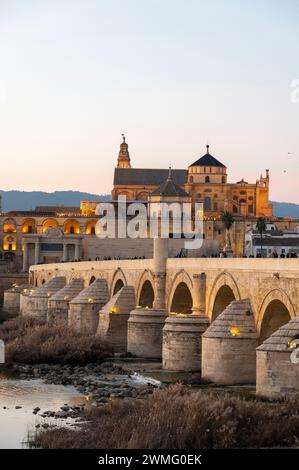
127;237;169;359
162;314;210;371
47;278;84;326
127;308;167;358
68;279;109;334
202;299;258;384
97;286;135;353
256;316;299;398
22;277;66;320
192;273;206;315
3;284;31;316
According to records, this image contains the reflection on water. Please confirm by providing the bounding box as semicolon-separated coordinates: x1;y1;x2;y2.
0;369;84;449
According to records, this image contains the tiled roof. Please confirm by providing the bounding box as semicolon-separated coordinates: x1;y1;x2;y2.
151;171;189;197
114;168;188;186
190;146;226;168
252;238;299;246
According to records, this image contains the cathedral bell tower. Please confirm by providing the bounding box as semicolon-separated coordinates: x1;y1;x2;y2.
117;134;131;168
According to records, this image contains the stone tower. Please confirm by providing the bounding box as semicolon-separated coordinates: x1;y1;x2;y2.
117;134;131;168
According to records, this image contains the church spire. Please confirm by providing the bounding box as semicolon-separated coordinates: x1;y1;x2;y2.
117;134;131;168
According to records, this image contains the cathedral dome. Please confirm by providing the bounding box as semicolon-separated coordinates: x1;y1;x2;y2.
189;145;226;168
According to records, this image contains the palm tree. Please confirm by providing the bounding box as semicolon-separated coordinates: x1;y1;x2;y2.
256;217;267;257
221;211;234;255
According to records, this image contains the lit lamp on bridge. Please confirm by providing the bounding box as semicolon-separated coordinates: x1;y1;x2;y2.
230;326;241;337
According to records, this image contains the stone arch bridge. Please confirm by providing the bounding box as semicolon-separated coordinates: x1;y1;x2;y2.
29;250;299;341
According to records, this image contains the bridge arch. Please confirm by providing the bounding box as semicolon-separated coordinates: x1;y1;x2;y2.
110;268;128;296
207;271;241;320
136;270;155;308
257;289;295;342
168;270;194;314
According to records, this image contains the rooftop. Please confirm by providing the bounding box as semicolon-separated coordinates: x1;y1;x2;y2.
189;145;226;168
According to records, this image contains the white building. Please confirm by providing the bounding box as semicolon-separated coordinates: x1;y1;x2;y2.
245;225;299;257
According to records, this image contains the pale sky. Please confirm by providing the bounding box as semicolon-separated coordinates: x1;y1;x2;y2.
0;0;298;202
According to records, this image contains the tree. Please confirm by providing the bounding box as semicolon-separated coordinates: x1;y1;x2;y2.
256;217;267;257
221;211;234;255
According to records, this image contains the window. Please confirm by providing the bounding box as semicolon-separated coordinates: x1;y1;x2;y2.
189;176;193;183
204;197;211;211
218;229;221;235
222;176;226;183
248;205;253;213
214;201;218;211
70;226;75;234
233;205;238;213
205;176;210;183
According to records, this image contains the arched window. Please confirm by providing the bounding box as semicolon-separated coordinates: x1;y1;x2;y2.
3;218;16;233
42;219;59;232
204;197;211;211
205;176;210;183
22;218;36;234
3;234;17;251
63;219;80;235
85;220;97;235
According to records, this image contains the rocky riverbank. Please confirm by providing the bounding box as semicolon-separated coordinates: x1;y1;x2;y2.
11;361;160;420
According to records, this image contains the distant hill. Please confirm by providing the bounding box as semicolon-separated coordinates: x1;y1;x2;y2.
0;190;110;212
0;190;298;219
270;201;299;219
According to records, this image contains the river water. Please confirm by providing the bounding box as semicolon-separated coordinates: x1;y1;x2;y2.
0;368;85;449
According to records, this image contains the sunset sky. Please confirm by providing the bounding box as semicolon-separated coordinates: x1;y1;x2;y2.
0;0;298;202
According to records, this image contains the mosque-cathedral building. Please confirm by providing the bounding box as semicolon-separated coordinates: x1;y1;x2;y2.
112;136;272;218
0;137;297;272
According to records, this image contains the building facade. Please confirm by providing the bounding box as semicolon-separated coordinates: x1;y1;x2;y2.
112;139;273;218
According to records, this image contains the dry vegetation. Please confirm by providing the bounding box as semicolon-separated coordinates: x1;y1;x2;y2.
0;317;112;364
32;384;299;449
